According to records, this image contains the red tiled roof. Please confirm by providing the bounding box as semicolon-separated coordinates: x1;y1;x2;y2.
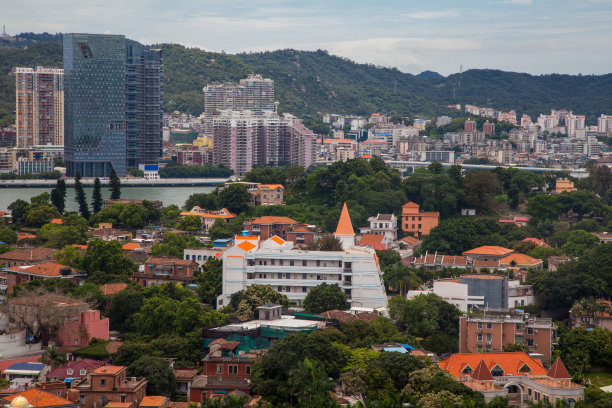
17;232;37;240
500;253;542;266
248;216;297;225
100;283;128;296
463;246;513;256
91;365;124;375
50;218;63;224
5;389;73;407
122;242;141;251
335;203;354;236
522;237;550;247
410;254;468;267
47;358;105;379
173;369;198;381
472;359;494;381
358;234;384;245
257;184;284;190
461;274;504;280
0;248;55;261
9;262;75;277
439;352;547;378
547;358;570;379
140;396;167;407
401;236;422;246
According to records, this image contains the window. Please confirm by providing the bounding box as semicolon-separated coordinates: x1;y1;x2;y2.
490;365;504;377
316;260;321;267
246;366;251;375
303;260;307;266
302;273;307;279
290;260;294;266
229;365;238;374
120;396;126;403
80;369;86;375
217;365;223;374
519;364;531;373
527;328;534;335
67;369;74;375
80;396;85;405
477;322;483;329
302;287;307;292
461;366;473;375
486;333;492;342
486;322;492;329
100;379;106;386
527;338;534;346
477;333;483;341
286;286;291;292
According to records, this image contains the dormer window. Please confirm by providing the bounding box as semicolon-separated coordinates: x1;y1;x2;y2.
491;365;504;376
461;366;473;375
80;369;87;375
67;369;74;375
519;364;531;373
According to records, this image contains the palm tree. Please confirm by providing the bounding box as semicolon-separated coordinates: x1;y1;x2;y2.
40;345;68;369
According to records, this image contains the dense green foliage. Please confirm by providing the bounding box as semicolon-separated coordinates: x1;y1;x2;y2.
158;163;233;179
303;283;349;313
127;356;176;397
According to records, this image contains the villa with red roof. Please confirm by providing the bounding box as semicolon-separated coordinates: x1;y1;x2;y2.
69;366;147;408
439;353;583;405
401;202;439;236
243;216;298;242
47;359;106;382
5;262;85;293
179;207;236;231
250;184;284;206
463;246;514;262
2;388;75;408
133;257;198;287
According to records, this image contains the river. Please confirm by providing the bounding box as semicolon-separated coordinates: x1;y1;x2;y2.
0;186;215;212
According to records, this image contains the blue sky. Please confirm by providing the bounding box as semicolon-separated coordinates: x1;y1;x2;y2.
3;0;612;75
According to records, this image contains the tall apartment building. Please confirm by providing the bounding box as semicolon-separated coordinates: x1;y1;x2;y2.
464;119;476;133
459;315;557;360
212;110;315;176
483;121;495;136
203;74;274;116
63;33;162;177
598;114;612;134
14;67;64;148
218;207;388;310
565;113;585;138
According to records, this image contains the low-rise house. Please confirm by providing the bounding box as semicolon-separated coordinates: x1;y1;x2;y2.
55;310;109;347
173;369;198;398
547;256;570;271
250;184;284;206
4;263;85;294
463;246;514;263
398;236;422;252
3;388;76;408
406;253;468;270
594;232;612;244
555;179;576;194
0;248;55;268
508;281;536;308
134;257;198;287
522;238;550;247
407;279;485;312
359;214;398;244
439;353;583;405
3;362;50;385
47;359;106;383
179;207;236;231
99;283;128;309
69;366;147;408
401;202;439;236
357;234;388;250
243;216;298;242
90;229;133;243
184;248;224;269
138;396;170;408
189;339;255;402
285;224;316;246
569;299;612;330
459;314;556;360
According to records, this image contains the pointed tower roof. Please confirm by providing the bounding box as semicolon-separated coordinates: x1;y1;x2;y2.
335;203;355;236
472;359;494;381
547;358;571;379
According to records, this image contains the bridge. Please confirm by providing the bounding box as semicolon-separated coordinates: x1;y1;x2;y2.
385;161;588;178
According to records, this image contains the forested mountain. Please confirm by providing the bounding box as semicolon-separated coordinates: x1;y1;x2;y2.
0;33;611;127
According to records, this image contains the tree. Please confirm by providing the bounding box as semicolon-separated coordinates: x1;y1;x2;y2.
463;171;501;214
561;230;599;257
151;232;189;258
513;240;537;254
218;184;251;215
92;177;103;214
303;283;349;314
503;342;529;353
0;228;17;245
8;199;31;224
370;352;426;392
208;218;239;241
195;259;223;306
229;284;290;320
74;172;90;220
527;194;562;221
40;345;68;369
81;239;137;283
110;168;121;199
30;192;51;207
127;356;176;396
183;192;218;211
50;179;67;213
25;205;61;227
288;358;336;408
308;234;343;251
106;285;144;332
243;167;286;185
54;244;84;268
37;224;84;248
178;215;201;232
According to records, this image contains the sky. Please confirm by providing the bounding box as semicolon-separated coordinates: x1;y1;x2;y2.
2;0;612;76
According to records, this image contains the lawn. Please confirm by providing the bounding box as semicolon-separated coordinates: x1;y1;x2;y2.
584;372;612;388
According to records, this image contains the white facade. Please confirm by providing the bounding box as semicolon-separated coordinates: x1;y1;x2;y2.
360;214;397;244
218;235;388;310
184;248;224;269
407;281;485;312
508;280;537;308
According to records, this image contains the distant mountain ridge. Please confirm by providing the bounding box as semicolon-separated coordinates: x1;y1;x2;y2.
0;33;611;127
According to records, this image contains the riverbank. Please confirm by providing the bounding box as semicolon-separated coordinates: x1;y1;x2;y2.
0;177;229;188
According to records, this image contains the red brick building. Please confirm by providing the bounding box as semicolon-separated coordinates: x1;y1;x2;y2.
69;366;147;408
0;248;56;268
5;262;84;293
243;216;298;242
133;257;198;287
189;339;254;402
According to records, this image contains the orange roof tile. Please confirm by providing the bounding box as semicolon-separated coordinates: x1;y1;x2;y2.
401;236;422;245
100;283;128;296
270;236;285;245
361;154;373;159
359;234;384;245
72;244;88;250
335;203;354;236
547;358;570;379
50;218;63;224
105;403;132;408
522;237;550;247
472;359;494;381
17;232;37;240
463;246;513;256
257;184;284;190
499;253;542;266
439;352;547;378
9;262;74;277
5;389;73;407
140;396;167;407
248;216;297;225
122;242;141;251
237;241;256;252
91;365;125;375
0;248;55;261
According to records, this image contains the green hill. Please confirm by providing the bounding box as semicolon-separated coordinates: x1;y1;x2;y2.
0;35;611;128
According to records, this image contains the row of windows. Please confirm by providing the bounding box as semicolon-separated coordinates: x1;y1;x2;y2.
250;273;344;281
405;224;423;229
216;364;251;375
250;259;346;268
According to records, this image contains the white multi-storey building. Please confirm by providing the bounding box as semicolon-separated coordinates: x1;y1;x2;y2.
217;204;388;310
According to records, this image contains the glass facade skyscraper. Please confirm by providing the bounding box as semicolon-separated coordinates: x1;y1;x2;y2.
64;34;163;177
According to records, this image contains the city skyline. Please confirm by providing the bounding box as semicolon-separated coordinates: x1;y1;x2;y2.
2;0;612;76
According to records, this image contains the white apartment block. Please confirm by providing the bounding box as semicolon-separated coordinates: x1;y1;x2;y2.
598;114;612;134
407;280;485;312
359;214;398;244
218;207;388;310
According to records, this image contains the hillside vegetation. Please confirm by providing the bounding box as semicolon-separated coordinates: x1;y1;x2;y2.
0;34;611;127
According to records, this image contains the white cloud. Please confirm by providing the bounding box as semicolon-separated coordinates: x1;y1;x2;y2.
504;0;533;4
402;9;460;19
